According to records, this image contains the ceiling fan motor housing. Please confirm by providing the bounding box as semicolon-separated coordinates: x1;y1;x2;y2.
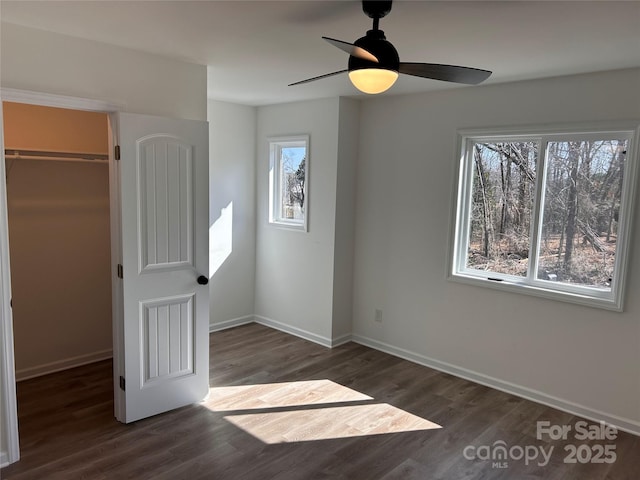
349;30;399;73
362;0;393;19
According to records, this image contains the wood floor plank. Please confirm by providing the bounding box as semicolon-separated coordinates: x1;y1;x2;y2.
1;323;637;480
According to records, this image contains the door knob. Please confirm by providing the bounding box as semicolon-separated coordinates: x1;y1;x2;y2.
197;275;209;285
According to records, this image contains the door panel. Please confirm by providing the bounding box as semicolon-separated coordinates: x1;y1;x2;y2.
138;136;193;272
117;112;208;423
141;294;194;384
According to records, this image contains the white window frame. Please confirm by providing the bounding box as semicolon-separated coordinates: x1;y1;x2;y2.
449;122;640;311
268;135;309;231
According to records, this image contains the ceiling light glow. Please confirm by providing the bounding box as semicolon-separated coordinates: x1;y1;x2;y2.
348;68;398;94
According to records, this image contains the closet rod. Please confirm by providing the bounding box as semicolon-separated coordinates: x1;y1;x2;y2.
4;149;109;162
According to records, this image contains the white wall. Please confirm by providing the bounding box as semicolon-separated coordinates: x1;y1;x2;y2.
255;98;341;343
0;22;207;121
208;100;257;328
254;97;360;345
352;68;640;431
332;98;359;341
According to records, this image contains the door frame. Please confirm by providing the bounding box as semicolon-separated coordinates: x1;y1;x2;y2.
0;88;124;465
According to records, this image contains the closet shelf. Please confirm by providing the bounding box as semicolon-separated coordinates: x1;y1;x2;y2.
4;149;108;163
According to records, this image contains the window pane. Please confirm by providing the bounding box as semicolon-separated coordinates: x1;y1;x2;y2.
537;140;628;289
466;141;538;276
279;146;306;222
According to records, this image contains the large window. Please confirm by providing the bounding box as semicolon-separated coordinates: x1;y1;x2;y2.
269;135;309;230
451;124;639;310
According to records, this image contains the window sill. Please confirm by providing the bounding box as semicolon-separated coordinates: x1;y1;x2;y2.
448;272;623;312
268;220;307;232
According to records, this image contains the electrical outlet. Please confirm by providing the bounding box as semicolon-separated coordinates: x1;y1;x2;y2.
374;309;383;323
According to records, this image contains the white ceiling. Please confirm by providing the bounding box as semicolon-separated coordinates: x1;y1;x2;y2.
1;0;639;106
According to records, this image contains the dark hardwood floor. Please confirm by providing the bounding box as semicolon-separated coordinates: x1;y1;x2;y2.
2;323;638;479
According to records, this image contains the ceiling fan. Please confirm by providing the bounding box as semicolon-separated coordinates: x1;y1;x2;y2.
290;0;492;94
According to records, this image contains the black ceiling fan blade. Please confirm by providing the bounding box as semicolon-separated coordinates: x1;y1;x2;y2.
398;63;492;85
289;69;349;87
322;37;378;63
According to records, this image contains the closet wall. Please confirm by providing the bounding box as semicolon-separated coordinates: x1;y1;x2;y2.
3;102;112;380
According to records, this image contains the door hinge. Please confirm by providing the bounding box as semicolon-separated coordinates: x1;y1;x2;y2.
114;145;121;160
119;376;126;391
117;264;123;279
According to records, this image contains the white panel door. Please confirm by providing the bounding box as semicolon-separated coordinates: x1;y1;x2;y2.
117;112;209;423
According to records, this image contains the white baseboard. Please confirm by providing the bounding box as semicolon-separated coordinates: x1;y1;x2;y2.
210;316;350;349
254;315;333;348
331;333;352;347
209;315;255;333
15;349;113;382
352;333;640;437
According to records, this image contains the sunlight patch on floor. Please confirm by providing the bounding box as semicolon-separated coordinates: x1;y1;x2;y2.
203;379;441;443
224;403;441;443
205;379;372;411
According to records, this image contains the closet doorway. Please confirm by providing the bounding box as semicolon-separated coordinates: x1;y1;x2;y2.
3;102;112;385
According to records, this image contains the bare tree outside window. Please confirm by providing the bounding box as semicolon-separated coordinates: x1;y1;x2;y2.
269;135;309;230
453;125;638;310
538;140;627;287
468;141;537;277
467;139;627;287
281;152;305;221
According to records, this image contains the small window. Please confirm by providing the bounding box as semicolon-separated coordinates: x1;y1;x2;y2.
269;135;309;230
451;123;639;310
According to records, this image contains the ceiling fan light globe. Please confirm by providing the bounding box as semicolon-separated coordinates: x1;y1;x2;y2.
348;68;398;94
